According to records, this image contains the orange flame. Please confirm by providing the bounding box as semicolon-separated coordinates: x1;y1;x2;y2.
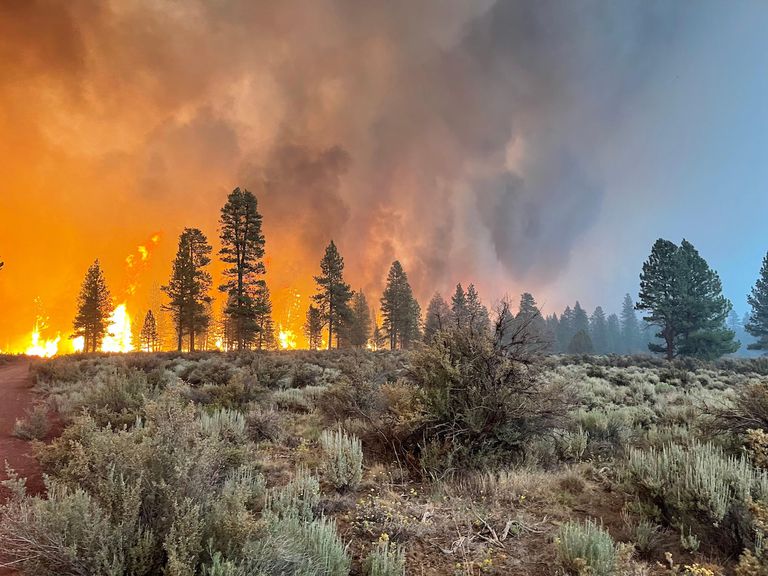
101;303;133;352
25;326;60;357
278;326;297;349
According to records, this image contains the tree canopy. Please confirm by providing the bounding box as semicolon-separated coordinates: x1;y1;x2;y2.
747;251;768;351
73;260;112;353
637;238;738;360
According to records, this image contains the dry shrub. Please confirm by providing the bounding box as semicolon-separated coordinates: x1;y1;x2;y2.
712;382;768;436
13;404;50;440
409;306;571;474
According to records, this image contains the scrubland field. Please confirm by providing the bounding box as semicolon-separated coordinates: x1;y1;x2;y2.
3;334;768;576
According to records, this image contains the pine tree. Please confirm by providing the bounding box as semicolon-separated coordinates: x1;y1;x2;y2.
380;261;421;349
303;305;324;350
312;241;353;349
140;310;159;352
572;302;589;335
637;238;738;360
606;313;621;354
372;310;387;350
162;228;213;352
465;284;490;335
590;306;608;354
556;306;575;353
747;251;768;351
219;187;266;350
514;292;548;349
620;294;641;354
568;330;594;354
545;314;560;351
72;260;113;353
253;281;275;350
423;292;452;342
348;291;372;347
451;284;468;329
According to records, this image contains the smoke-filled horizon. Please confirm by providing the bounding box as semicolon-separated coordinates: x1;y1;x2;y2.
2;0;768;350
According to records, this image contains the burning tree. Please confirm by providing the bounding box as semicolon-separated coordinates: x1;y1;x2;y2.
72;260;112;353
219;187;266;350
312;240;353;349
140;310;159;352
162;228;213;352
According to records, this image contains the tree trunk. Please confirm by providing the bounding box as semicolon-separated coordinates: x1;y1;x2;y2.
328;299;333;350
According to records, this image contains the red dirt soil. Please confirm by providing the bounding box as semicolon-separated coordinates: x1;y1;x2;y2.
0;360;47;576
0;360;45;501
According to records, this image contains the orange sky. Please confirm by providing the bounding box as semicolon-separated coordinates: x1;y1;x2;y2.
5;1;673;352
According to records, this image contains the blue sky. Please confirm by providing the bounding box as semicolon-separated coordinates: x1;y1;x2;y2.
546;1;768;316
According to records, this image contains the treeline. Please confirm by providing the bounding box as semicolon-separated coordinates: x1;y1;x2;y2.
66;187;768;359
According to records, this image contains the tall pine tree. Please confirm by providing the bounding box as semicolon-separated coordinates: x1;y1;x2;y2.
219;187;266;350
312;241;353;349
572;301;590;335
140;310;159;352
606;313;621;354
620;293;641;354
637;238;738;360
451;284;469;329
465;284;490;335
556;306;575;353
747;251;768;351
303;305;324;350
162;228;213;352
72;260;113;353
515;292;548;349
253;281;276;350
348;291;372;347
590;306;608;354
380;261;421;349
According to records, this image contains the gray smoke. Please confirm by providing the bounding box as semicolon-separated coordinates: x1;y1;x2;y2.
0;0;691;303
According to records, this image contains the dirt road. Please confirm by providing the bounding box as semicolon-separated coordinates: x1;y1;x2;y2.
0;361;44;502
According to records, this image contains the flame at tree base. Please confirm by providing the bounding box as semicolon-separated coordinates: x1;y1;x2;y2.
70;303;134;353
278;326;297;350
25;328;60;357
102;304;133;352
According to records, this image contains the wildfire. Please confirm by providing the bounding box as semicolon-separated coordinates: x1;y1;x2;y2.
72;336;85;353
101;303;134;352
126;233;161;295
25;328;60;357
279;326;297;350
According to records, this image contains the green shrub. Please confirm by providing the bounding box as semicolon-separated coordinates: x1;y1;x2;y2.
364;537;406;576
0;478;157;576
556;519;617;576
320;427;363;491
241;515;351;576
624;441;768;553
13;404;50;440
200;407;247;442
266;467;321;521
